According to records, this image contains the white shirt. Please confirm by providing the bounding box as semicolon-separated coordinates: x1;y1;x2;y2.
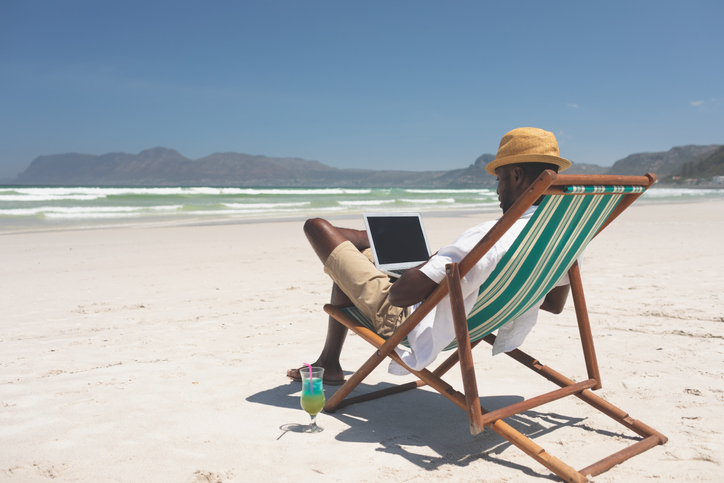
391;206;560;373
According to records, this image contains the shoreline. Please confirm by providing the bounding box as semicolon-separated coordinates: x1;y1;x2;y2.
0;206;498;236
2;195;723;237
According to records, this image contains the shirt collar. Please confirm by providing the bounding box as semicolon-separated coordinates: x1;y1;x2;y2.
521;205;537;219
497;204;537;222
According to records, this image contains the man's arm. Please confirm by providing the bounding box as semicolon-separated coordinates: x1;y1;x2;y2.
388;266;438;308
391;264;570;314
539;284;570;314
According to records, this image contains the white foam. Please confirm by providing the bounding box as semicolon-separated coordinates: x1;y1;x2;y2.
0;205;182;218
399;198;456;204
337;199;396;206
643;188;722;198
222;202;311;209
404;189;494;194
45;212;145;219
0;194;106;201
211;188;372;196
188;205;346;216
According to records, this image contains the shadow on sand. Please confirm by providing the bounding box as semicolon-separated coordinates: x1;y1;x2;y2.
247;377;636;480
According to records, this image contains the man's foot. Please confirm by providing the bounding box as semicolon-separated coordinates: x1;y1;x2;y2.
286;366;346;386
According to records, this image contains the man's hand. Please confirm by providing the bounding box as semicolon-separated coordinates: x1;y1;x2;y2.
540;284;570;314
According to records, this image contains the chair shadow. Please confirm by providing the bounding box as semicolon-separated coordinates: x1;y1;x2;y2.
248;379;637;480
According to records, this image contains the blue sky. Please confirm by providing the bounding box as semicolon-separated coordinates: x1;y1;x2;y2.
1;1;722;180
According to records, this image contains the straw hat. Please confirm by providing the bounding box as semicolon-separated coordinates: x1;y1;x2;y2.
485;127;571;175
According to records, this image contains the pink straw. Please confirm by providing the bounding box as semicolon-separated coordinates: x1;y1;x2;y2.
303;362;314;394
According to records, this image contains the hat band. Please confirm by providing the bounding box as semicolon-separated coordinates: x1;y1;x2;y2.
485;153;571;176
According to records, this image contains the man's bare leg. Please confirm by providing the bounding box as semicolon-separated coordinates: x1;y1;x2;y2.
287;218;369;384
303;217;370;262
292;282;350;382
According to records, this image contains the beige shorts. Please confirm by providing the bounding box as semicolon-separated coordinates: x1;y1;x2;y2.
324;241;408;338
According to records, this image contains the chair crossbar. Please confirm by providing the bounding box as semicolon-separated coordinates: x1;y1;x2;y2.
479;378;598;426
562;185;645;194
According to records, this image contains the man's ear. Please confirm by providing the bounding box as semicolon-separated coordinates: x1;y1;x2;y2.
513;166;526;185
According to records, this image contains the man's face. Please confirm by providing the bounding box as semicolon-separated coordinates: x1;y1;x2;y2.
495;165;520;213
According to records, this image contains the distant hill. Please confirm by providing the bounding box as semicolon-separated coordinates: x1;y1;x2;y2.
14;148;345;187
607;145;721;177
11;144;722;187
13;148;475;188
676;145;724;179
562;163;610;175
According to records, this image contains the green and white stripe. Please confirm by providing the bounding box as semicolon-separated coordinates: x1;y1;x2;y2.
342;185;635;352
457;192;623;349
563;185;645;194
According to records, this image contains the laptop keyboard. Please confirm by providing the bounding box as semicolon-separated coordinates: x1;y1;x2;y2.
388;268;407;277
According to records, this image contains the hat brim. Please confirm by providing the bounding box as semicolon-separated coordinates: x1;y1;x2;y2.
485;154;572;176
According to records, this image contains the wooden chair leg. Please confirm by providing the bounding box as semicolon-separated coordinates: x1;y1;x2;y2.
568;260;601;389
446;263;485;435
322;305;391;412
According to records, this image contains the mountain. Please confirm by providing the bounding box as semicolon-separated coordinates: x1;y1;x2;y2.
607;145;721;177
14;148;334;186
11;144;722;187
563;163;610;175
676;145;724;179
13;148;468;188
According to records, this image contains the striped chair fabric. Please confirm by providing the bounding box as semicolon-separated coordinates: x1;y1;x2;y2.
342;185;644;351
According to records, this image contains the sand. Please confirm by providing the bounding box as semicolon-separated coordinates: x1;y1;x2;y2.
1;200;723;482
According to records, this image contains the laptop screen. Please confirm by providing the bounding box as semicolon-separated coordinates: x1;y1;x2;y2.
365;215;430;265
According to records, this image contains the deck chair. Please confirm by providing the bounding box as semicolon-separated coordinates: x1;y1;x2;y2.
322;171;667;482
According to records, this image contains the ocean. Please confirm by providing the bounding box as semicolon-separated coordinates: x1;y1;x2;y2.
1;185;722;232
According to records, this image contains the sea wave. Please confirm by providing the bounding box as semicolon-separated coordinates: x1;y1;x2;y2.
400;198;456;204
404;189;494;194
2;185;722;231
185;206;347;216
0;193;105;201
0;186;373;201
45;212;145;219
0;205;182;218
337;199;396;206
643;188;723;198
222;202;312;209
228;188;372;196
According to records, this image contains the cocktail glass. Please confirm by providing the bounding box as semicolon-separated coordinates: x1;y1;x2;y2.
300;366;325;433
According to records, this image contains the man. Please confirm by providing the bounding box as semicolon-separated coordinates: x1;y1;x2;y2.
288;127;572;385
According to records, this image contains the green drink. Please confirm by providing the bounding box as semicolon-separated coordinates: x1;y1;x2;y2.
299;366;325;433
301;378;325;415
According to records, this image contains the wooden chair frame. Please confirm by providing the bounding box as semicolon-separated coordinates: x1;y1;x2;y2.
322;171;667;482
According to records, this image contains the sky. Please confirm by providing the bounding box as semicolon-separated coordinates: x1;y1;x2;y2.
1;1;722;180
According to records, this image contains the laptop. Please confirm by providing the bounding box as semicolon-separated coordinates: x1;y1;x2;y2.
363;212;432;278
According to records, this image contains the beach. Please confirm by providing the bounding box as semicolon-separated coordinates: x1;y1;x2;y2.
1;199;723;482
